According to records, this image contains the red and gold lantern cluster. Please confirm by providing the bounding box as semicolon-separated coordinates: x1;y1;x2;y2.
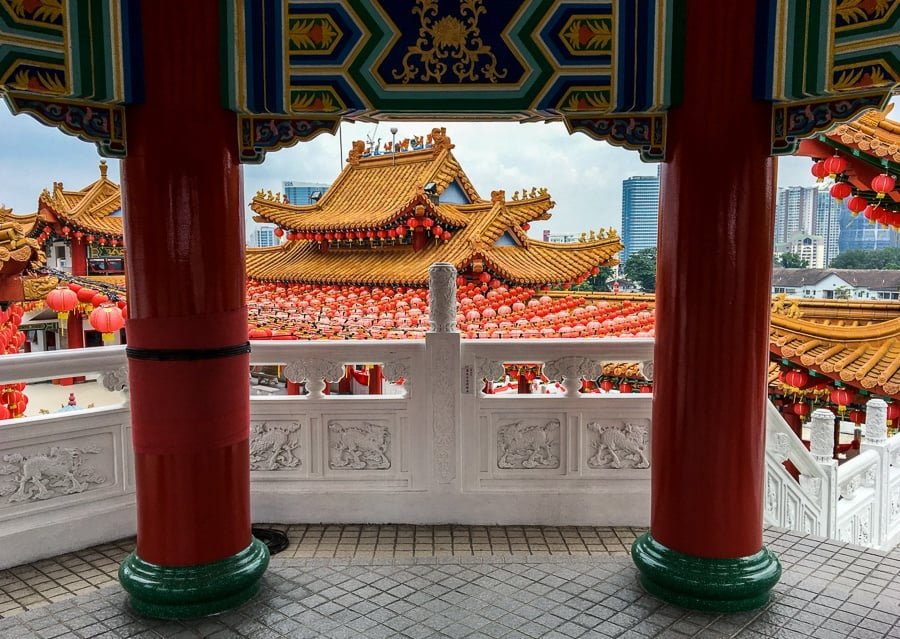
45;283;127;338
0;304;28;419
815;154;898;227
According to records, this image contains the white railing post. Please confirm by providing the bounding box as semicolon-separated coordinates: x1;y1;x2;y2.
862;398;890;546
810;408;839;538
427;263;460;487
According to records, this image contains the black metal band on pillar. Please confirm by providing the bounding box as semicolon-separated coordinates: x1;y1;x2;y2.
126;342;251;361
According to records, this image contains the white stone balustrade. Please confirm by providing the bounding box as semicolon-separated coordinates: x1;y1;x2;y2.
0;274;655;568
764;401;900;551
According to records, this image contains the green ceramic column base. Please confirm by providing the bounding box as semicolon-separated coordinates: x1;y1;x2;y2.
119;537;269;619
631;532;781;613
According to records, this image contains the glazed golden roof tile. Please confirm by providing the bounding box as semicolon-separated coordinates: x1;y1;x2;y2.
828;104;900;166
38;161;123;237
770;310;900;398
0;220;44;277
0;207;38;237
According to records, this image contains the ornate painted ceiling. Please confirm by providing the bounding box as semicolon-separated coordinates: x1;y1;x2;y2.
0;0;898;162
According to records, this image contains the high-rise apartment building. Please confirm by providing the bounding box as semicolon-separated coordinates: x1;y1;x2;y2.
249;226;277;248
620;172;660;263
813;184;844;267
283;181;329;205
774;186;816;244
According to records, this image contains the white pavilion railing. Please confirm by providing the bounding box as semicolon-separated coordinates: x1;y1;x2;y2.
0;321;654;568
764;400;900;551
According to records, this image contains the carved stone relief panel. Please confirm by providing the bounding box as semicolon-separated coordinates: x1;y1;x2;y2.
0;434;112;506
328;420;391;470
250;421;302;471
586;421;650;469
496;418;560;469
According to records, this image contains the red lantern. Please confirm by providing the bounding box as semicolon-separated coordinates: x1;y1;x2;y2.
479;272;492;284
110;239;119;247
422;218;434;228
442;231;452;241
287;232;298;241
784;369;807;389
490;279;501;289
590;266;600;276
886;403;900;425
387;229;397;238
396;225;408;237
274;227;284;238
846;195;867;216
522;223;531;231
830;388;851;414
89;304;126;345
314;233;323;243
46;287;78;328
74;231;83;241
432;225;443;237
791;402;810;418
376;230;386;239
639;385;652;393
830;182;852;202
335;231;344;241
99;237;107;246
872;173;896;199
599;379;613;392
811;160;828;182
324;233;334;242
824;154;847;177
61;226;70;236
847;409;864;425
366;230;376;238
407;218;419;229
76;288;97;305
86;234;95;243
619;382;633;394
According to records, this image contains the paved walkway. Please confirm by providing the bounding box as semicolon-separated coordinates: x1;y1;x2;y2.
1;527;899;638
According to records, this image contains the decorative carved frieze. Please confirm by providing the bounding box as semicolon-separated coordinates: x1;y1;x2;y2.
800;475;822;502
543;356;599;397
328;421;391;470
100;367;129;394
865;399;887;444
428;263;458;333
587;422;649;469
383;357;412;396
497;419;560;469
0;446;106;503
284;358;345;399
771;433;792;464
475;357;505;384
250;421;302;471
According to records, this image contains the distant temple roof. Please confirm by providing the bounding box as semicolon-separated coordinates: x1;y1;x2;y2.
38;161;123;239
828;104;900;168
248;128;622;286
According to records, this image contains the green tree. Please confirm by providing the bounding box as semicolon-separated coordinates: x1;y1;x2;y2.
572;266;614;292
623;248;657;292
830;247;900;269
833;285;853;300
777;252;807;268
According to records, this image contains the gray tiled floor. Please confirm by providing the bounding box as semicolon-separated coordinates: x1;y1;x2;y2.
0;527;899;638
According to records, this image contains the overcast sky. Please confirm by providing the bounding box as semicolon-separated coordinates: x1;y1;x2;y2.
1;98;896;238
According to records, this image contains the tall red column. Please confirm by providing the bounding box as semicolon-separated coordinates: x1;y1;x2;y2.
70;240;87;276
117;0;267;619
631;1;780;611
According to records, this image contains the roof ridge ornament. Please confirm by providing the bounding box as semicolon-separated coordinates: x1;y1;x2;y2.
98;160;107;178
430;127;453;156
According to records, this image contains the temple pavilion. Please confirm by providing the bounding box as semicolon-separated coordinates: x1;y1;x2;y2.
247;128;621;289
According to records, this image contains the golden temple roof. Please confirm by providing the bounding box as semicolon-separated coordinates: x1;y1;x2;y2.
828;105;900;167
39;161;123;238
251;129;482;232
248;128;621;285
0;206;38;237
770;297;900;398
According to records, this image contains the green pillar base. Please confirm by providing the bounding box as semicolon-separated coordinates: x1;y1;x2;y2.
631;532;781;613
119;537;269;619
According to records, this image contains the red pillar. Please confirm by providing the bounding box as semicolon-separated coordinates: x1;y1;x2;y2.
70;240;87;276
632;0;780;611
368;364;383;395
117;0;266;619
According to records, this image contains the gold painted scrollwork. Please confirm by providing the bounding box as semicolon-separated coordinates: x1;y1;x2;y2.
392;0;508;84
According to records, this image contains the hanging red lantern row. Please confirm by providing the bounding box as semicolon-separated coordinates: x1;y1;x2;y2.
274;227;284;238
784;369;808;389
846;195;868;217
0;305;29;419
811;160;828;182
89;303;126;345
829;181;852;202
872;173;896;199
824;154;847;178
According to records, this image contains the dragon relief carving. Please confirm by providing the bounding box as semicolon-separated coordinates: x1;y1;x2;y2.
0;446;106;503
328;421;391;470
587;422;649;469
497;419;560;469
250;421;302;471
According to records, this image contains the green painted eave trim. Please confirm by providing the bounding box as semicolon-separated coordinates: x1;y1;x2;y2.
816;135;900;176
631;533;781;613
119;537;269;619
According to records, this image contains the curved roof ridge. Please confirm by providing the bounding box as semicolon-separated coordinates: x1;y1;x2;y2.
772;313;900;342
